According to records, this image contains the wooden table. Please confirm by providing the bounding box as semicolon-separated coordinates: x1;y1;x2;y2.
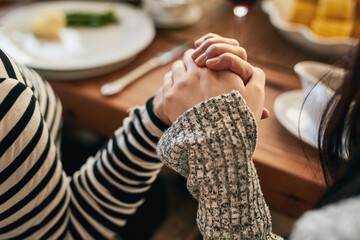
1;0;332;238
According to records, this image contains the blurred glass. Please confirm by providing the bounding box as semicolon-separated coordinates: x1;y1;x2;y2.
226;0;257;44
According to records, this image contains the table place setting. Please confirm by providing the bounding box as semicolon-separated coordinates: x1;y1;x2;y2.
0;0;205;81
0;1;156;80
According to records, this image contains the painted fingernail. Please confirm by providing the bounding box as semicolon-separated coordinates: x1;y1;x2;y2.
192;48;201;59
195;54;206;65
206;57;220;65
194;39;202;47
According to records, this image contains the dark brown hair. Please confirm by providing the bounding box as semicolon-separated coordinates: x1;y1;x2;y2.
317;44;360;206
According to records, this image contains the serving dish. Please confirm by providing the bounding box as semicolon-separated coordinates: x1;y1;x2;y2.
261;0;358;58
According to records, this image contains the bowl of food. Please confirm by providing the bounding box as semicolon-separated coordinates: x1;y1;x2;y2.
261;0;359;58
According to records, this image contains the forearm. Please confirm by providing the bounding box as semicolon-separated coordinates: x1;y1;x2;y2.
69;97;169;239
157;91;275;239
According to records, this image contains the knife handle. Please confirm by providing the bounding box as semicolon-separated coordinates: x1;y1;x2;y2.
101;57;161;96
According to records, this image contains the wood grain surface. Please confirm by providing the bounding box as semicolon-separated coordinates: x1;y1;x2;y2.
0;1;336;238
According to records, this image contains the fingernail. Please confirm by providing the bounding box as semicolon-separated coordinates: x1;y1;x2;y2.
194;39;202;47
192;48;201;59
195;54;206;65
206;57;220;65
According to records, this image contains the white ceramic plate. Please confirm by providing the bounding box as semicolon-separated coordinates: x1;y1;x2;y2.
0;1;155;80
274;90;318;148
261;0;358;58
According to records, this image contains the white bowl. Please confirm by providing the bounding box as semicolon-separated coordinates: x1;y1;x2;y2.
261;0;359;58
143;0;202;28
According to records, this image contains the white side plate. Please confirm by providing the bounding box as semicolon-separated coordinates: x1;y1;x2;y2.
274;90;318;148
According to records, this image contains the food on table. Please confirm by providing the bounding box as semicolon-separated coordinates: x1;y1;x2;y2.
66;11;118;27
316;0;356;20
289;0;360;38
31;10;118;41
289;1;317;26
311;18;354;37
31;10;66;41
296;0;317;3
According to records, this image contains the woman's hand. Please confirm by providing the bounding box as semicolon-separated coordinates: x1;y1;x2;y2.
156;49;266;123
192;33;269;119
192;34;251;80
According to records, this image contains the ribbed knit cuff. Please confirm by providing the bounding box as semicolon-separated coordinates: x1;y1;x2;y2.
157;91;257;177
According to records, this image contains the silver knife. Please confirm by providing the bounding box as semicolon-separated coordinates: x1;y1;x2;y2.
101;42;189;96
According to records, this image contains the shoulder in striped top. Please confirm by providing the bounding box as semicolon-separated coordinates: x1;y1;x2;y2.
0;49;167;239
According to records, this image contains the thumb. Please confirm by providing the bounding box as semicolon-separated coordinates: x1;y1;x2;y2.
206;53;253;85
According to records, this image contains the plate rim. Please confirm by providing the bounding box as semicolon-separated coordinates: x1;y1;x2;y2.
274;89;318;148
0;1;156;71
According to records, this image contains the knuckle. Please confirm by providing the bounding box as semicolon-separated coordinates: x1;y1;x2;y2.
185;49;195;57
230;38;240;46
220;52;233;65
203;37;219;48
254;82;265;93
201;39;212;49
206;44;218;54
164;71;171;79
255;67;266;78
245;64;253;77
221;52;232;60
184;49;195;62
238;47;247;60
206;33;218;38
171;60;182;70
176;79;188;90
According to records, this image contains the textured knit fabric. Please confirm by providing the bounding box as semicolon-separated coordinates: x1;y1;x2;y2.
157;90;360;240
157;91;281;240
0;49;167;240
290;195;360;240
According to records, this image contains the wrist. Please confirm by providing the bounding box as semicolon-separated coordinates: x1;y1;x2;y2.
148;97;171;129
151;96;171;127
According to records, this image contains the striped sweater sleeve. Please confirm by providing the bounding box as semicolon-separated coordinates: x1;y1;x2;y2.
68;99;167;240
0;77;70;240
157;92;281;240
0;49;167;239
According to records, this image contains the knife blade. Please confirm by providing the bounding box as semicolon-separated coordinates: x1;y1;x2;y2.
101;42;189;96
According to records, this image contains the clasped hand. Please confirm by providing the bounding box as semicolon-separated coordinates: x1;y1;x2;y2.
153;33;269;126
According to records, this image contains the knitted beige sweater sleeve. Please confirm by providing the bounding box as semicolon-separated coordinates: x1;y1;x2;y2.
157;91;281;239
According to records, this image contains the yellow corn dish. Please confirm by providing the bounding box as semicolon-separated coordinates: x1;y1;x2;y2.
316;0;356;20
289;1;317;26
289;0;359;39
311;18;354;37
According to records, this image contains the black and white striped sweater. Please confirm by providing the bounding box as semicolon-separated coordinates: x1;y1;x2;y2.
0;49;167;240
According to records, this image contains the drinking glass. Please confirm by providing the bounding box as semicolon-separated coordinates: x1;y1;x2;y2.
226;0;257;44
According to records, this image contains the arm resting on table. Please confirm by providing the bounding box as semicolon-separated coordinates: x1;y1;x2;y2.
157;91;282;240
